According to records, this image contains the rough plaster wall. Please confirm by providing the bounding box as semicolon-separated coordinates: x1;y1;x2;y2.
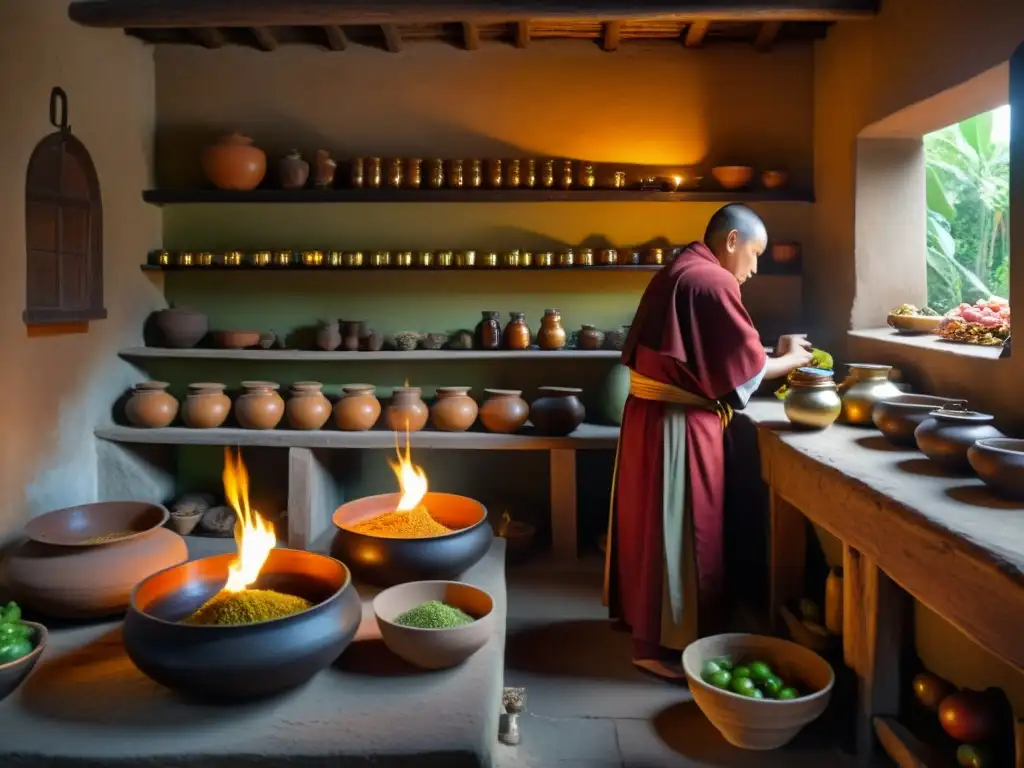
0;0;162;539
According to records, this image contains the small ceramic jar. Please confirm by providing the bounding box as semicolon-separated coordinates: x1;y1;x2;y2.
537;309;566;351
181;382;231;429
578;324;604;350
430;387;479;432
278;150;309;190
530;387;585;436
235;381;284;430
333;385;381;431
503;312;531;350
316;320;342;351
125;381;179;429
385;386;429;432
479;389;530;434
341;320;365;352
286;381;331;430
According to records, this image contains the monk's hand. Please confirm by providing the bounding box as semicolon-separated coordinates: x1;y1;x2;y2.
775;334;812;358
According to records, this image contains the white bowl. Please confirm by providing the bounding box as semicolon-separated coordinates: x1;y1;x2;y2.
682;633;835;750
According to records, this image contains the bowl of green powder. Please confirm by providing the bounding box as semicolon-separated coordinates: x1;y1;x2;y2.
373;580;495;670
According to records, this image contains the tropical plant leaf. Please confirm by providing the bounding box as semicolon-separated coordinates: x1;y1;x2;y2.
960;111;994;162
926;167;957;222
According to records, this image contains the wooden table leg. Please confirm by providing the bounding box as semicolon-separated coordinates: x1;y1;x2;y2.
549;448;578;559
768;491;806;631
843;545;909;763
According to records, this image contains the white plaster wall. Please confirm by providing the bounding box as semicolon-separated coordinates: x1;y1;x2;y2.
0;0;162;539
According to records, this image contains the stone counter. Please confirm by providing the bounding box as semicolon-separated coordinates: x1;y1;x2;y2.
0;539;507;767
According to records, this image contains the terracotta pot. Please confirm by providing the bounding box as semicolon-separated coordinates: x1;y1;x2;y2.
278;150;309;189
430;387;479;432
24;500;170;547
578;324;605;351
211;330;261;349
167;511;203;536
361;329;385;352
182;382;231;429
385;387;429;432
537;309;567;351
530;386;585;436
235;381;285;430
333;384;381;431
711;165;754;190
286;381;331;430
125;381;179;428
201;133;266;191
314;149;337;188
475;311;502;350
478;389;529;434
153;307;208;348
316;320;342;351
503;312;531;350
341;320;365;352
3;527;188;619
914;405;1003;474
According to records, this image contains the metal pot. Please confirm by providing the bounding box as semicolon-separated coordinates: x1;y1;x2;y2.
837;364;902;426
784;378;842;430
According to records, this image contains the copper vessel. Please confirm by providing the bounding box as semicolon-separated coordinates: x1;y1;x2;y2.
535;252;554;268
286;381;332;431
366;157;383;188
301;250;324;267
430;387;479;432
436;250;454;268
274;250;294;267
385;386;429;432
560;160;573;189
557;250;575;268
523;159;536;188
541;159;555;188
235;381;285;430
350;158;365;188
250;250;272;267
578;248;594;266
506;160;521;188
427;159;444;188
487;159;503;188
370;251;391;268
333;385;381;431
177;252;195;267
468;159;483;188
579;164;596;188
406;158;423;188
343;251;364;268
394;251;414;267
502;250;522;268
598;249;618;265
387;158;404;188
415;251;435;267
223;251;243;266
481;252;499;268
196;252;214;266
448;160;465;188
455;250;476;268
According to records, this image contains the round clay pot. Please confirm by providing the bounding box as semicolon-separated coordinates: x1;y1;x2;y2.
125;381;179;428
201;133;266;191
430;387;479;432
153;307;208;348
286;381;331;430
361;329;385;352
478;389;529;434
341;320;365;352
578;324;605;351
537;309;567;351
278;149;310;190
333;385;381;431
235;381;285;430
530;386;586;436
386;387;429;432
316;321;342;351
503;312;531;350
181;382;231;429
914;405;1003;474
3;527;188;619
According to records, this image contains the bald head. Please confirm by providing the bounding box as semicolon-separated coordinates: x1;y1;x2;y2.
702;204;768;285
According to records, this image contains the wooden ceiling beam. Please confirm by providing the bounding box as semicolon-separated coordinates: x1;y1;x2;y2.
68;1;882;28
683;20;710;47
601;21;621;52
190;27;225;48
514;20;530;48
462;21;480;50
323;24;348;50
754;20;782;50
381;24;402;52
250;26;278;50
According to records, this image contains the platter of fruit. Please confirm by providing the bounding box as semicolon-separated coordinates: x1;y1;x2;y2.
937;298;1010;346
887;304;943;335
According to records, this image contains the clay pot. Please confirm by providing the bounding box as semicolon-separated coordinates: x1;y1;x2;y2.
872;395;968;447
503;312;531;350
201;133;266;191
385;387;429;432
314;150;337;188
478;389;529;434
333;384;381;431
153;307;208;348
361;329;385;352
914;404;1003;474
286;381;331;430
125;381;179;428
968;438;1024;500
341;320;365;352
579;324;605;351
212;330;261;349
235;381;285;430
4;527;188;619
603;325;630;351
530;386;585;436
278;150;309;189
430;387;479;432
598;364;630;426
182;382;231;429
316;320;342;351
475;311;502;350
537;309;567;351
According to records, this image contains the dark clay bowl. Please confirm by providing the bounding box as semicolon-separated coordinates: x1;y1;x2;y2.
23;501;170;547
872;395;967;447
968;439;1024;501
331;492;493;587
123;548;361;702
0;622;47;702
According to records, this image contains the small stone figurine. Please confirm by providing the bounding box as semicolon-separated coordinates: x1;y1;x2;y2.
314;149;337;188
499;687;526;746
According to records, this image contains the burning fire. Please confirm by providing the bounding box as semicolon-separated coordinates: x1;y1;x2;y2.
388;430;428;512
221;447;277;593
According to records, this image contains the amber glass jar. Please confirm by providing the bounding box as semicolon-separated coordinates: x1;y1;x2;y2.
475;311;502;350
503;312;531;350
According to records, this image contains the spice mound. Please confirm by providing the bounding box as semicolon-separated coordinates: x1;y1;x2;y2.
184;589;312;626
81;531;134;544
350;505;452;539
394;600;475;629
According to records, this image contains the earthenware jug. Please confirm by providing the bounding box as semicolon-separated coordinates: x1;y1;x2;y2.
503;312;531;350
783;369;842;430
286;381;331;430
537;309;566;351
578;324;604;351
235;381;285;430
430;387;479;432
278;150;309;189
333;385;381;431
475;311;502;350
316;320;342;351
153;306;208;348
598;364;630;426
914;404;1003;474
181;382;231;429
530;386;585;436
479;389;530;434
385;386;429;432
201;133;266;191
125;381;179;428
837;364;902;425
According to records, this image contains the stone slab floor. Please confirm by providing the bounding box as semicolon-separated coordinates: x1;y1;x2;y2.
496;554;863;768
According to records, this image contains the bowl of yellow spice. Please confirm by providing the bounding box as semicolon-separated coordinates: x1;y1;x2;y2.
374;580;495;670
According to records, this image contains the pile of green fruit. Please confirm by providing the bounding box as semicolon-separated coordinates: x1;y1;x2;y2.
0;601;35;664
700;656;803;700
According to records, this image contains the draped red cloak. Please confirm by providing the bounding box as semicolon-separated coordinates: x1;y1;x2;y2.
608;241;766;656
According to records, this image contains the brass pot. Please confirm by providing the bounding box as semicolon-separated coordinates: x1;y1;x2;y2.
250;251;272;267
556;250;575;267
436;250;454;268
223;251;244;266
366;157;382;188
177;252;195;267
301;250;324;266
415;251;434;268
370;251;391;268
197;252;214;266
578;248;594;266
455;250;476;268
343;251;364;268
837;364;903;426
394;251;413;267
598;249;618;266
273;251;293;267
502;250;522;268
535;252;554;268
480;252;499;268
784;379;842;430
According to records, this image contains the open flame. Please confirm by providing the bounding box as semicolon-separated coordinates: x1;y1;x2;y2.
387;430;428;512
221;447;277;593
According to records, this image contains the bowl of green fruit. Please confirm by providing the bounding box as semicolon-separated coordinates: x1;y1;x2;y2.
0;601;47;701
682;633;834;750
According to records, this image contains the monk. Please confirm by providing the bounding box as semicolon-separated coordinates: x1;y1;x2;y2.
603;204;813;681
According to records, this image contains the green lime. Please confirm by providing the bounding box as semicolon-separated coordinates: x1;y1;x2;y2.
709;670;732;690
730;677;757;696
751;688;765;699
778;687;799;700
732;665;751;679
713;656;733;672
762;675;784;697
748;661;773;683
701;660;722;682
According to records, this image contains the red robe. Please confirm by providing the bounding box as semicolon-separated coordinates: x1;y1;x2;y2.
607;241;767;658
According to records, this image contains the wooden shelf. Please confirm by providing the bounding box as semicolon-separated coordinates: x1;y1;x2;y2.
96;424;620;450
120;347;622;361
141;188;815;206
141;263;666;272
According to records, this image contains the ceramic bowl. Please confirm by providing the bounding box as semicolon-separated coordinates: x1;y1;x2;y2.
682;633;834;750
872;395;968;447
886;313;943;335
23;501;170;547
712;166;754;190
211;330;262;349
373;580;495;670
968;438;1024;500
0;622;47;702
167;511;203;536
761;170;789;189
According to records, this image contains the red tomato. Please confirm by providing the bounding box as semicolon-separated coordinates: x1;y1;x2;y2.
938;691;997;743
